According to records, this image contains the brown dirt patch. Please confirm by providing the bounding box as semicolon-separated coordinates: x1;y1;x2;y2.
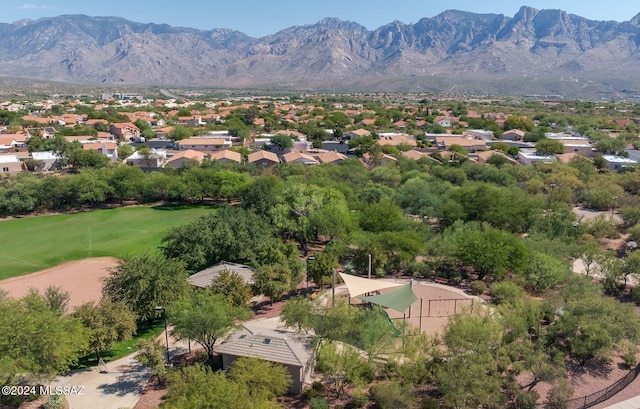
0;257;119;309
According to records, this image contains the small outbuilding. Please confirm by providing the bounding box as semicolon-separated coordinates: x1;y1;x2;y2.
215;320;315;395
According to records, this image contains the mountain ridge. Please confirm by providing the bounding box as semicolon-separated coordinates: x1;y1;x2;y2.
1;6;640;97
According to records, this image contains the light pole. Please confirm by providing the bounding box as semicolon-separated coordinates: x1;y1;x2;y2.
155;306;170;366
612;196;619;218
306;256;315;294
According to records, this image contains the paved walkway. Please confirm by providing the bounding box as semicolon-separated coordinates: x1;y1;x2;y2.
603;396;640;409
45;327;193;409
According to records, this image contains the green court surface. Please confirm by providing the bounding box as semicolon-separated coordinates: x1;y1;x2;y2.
0;205;215;280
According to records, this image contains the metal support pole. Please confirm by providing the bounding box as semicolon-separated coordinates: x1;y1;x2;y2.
368;254;372;279
163;312;170;365
419;298;423;332
332;268;336;307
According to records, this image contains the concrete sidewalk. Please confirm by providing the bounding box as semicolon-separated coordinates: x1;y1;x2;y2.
48;354;151;409
46;326;194;409
603;396;640;409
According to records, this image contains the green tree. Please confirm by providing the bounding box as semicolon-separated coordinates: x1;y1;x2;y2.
228;357;292;399
170;291;249;364
316;341;363;398
535;139;565;155
72;299;137;362
102;253;191;321
281;296;317;334
456;227;528;280
208;269;253;308
162;364;279;409
270;134;293;150
252;264;294;304
136;338;167;382
307;252;339;287
162;206;277;271
0;293;89;378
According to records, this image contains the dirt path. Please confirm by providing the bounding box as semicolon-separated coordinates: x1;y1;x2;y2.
0;257;119;309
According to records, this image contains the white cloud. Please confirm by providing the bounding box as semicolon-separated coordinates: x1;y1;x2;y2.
16;4;53;10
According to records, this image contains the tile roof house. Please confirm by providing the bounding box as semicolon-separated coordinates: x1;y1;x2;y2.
402;150;425;160
502;129;526;141
282;151;318;165
316;151;348;164
215;319;315;395
164;149;205;169
208;149;242;164
247;150;280;166
82;141;118;161
435;136;487;152
110;123;140;139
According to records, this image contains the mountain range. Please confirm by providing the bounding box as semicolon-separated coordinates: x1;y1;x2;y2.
2;6;640;98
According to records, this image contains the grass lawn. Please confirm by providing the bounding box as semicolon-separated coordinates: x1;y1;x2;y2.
0;204;215;280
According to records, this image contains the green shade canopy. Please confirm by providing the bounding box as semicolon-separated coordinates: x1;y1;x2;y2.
360;283;418;313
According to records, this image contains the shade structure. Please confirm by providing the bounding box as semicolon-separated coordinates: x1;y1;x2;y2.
338;272;402;298
361;283;418;313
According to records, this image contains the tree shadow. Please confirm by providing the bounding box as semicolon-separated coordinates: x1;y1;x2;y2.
96;362;150;397
568;356;613;379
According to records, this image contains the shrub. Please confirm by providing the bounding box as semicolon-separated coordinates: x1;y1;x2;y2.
490;281;525;305
44;395;66;409
309;396;330;409
351;388;369;408
370;381;418;409
622;350;637;369
302;388;318;401
469;280;488;295
632;286;640;305
306;381;321;392
421;398;440;409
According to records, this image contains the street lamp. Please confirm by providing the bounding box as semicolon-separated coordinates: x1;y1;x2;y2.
306;256;315;294
155;306;170;366
612;196;619;218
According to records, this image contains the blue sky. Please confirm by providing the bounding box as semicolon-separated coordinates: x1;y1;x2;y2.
2;1;639;37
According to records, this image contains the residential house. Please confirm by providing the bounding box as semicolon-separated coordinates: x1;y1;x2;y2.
517;151;557;166
435;116;452;127
473;150;519;166
556;152;581;164
602;155;638;171
32;151;62;171
82;141;118;161
502;129;526;141
209;149;242;164
316;151;348;164
377;133;417;148
125;149;167;168
0;154;24;174
247;150;280;167
215;320;315;395
164;149;205;169
321;140;350;154
464;130;493;141
110;123;140;140
282;151;318;165
362;152;397;166
174;138;232;151
402;150;425;160
0;135;20;152
435;136;487;152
